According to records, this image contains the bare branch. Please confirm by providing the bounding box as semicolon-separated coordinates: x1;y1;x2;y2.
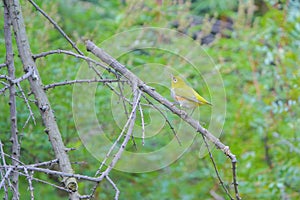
0;67;33;84
23;167;34;200
202;135;233;200
16;83;36;128
33;49;117;75
29;159;59;167
8;0;79;197
106;176;120;200
138;102;146;146
86;40;241;199
90;90;141;198
0;167;13;190
44;79;122;91
0;85;9;94
4;1;20;199
142;94;181;145
0;63;7;68
0;165;99;183
27;0;84;55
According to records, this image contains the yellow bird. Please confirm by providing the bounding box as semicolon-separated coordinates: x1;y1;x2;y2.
171;75;212;109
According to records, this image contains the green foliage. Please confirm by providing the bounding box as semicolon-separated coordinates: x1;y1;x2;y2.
1;0;300;199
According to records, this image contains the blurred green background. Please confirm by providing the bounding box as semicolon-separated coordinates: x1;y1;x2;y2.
0;0;300;199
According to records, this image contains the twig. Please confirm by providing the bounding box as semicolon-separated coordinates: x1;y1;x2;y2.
0;63;7;68
27;0;84;55
16;83;36;128
0;169;9;200
95;101;137;175
86;40;241;199
17;171;71;193
29;159;59;167
0;141;12;199
117;80;129;119
138;102;146;145
44;79;122;90
0;167;13;189
106;176;120;200
0;85;9;94
0;165;103;183
23;167;34;200
142;94;181;145
202;134;233;200
32;49;117;75
91;90;141;198
0;67;33;84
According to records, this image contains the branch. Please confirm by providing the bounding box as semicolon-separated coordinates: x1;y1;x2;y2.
16;83;36;128
106;176;120;200
8;0;79;198
202;135;233;200
0;165;100;183
0;63;7;68
44;79;122;91
32;49;117;75
27;0;84;55
3;1;20;199
0;67;33;84
86;40;241;199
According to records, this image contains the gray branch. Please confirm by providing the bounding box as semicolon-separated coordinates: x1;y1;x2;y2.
86;40;241;200
3;1;20;199
7;0;79;198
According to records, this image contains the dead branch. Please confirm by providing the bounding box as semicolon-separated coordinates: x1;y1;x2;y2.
6;0;79;198
202;135;233;199
27;0;84;55
0;63;7;68
3;1;20;199
44;79;122;90
86;40;241;199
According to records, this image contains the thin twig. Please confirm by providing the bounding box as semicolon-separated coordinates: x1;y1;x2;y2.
27;0;84;55
29;159;59;167
138;102;146;146
0;63;7;68
142;94;181;145
16;83;36;127
23;167;34;200
117;80;129;119
0;167;13;189
106;176;120;200
17;171;71;193
0;85;9;94
202;134;234;200
33;49;117;75
90;91;141;198
0;165;99;182
0;141;13;198
0;169;9;200
44;79;122;90
95;92;141;176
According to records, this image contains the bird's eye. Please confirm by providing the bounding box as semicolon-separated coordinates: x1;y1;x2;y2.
173;77;177;83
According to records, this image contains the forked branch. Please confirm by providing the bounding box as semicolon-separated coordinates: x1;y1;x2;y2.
86;40;241;200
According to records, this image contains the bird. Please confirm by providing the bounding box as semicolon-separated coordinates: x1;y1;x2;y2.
171;75;212;110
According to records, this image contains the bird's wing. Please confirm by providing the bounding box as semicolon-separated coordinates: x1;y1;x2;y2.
174;87;200;103
175;87;211;105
